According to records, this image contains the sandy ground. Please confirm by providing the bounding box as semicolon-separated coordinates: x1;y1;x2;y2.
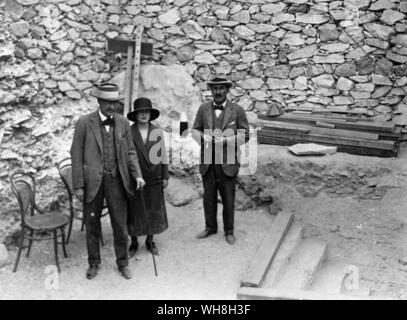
2;144;407;299
0;199;274;300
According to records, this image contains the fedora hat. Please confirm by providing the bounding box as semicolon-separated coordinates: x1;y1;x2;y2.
90;83;124;102
207;75;233;88
127;97;160;122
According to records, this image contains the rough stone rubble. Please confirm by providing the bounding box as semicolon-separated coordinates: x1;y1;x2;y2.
0;0;406;213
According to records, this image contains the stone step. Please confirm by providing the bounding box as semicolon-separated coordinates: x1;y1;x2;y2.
237;287;383;300
262;222;303;288
309;261;348;295
240;211;294;288
272;239;327;292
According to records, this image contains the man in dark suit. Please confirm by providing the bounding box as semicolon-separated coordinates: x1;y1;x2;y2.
192;76;250;245
70;83;145;280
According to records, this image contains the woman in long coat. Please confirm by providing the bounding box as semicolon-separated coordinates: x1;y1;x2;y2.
127;97;169;256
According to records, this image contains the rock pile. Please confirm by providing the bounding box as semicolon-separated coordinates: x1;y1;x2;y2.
0;0;406;215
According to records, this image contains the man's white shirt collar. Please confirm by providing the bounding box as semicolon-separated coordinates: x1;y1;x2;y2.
99;110;111;132
214;100;226;118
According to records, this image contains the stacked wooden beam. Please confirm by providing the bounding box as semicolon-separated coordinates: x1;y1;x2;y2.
257;113;401;157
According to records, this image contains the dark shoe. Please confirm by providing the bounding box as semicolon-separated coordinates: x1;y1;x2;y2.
196;229;217;239
146;240;158;255
225;234;236;245
128;242;139;258
118;266;132;280
86;265;99;280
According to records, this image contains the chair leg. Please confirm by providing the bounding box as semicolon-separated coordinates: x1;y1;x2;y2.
81;214;85;231
61;228;68;258
53;230;60;273
26;230;34;258
66;211;74;244
13;227;25;272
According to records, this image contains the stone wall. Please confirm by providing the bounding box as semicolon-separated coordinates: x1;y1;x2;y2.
0;0;407;212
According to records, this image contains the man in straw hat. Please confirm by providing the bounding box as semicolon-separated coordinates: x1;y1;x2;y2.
192;75;250;245
70;83;145;280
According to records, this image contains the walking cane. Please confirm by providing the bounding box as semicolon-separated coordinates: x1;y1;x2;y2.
139;187;158;276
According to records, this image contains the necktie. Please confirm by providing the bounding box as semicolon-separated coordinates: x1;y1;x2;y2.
102;117;114;126
214;104;224;111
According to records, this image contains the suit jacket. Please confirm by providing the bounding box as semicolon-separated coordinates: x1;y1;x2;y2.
192;99;250;177
70;111;142;203
131;123;169;185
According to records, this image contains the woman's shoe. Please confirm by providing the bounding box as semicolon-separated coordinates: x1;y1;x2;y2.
146;239;158;255
128;241;138;258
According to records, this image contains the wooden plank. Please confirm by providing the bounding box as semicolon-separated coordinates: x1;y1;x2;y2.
257;135;397;157
257;120;310;133
123;44;134;116
259;129;395;150
315;121;335;128
258;114;395;132
236;287;381;300
131;23;144;111
262;125;379;141
106;38;153;55
240;211;293;288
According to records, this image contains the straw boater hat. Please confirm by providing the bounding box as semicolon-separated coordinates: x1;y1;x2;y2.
90;83;124;102
207;75;233;89
127;97;160;122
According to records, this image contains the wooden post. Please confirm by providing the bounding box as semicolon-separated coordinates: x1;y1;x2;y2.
124;44;134;117
131;23;144;112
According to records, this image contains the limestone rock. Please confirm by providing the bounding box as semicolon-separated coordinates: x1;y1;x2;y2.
267;78;293;90
247;24;277;33
264;65;290;79
235;188;254;211
194;52;218;64
367;38;390;49
112;64;201;129
296;14;329;24
371;74;392;86
288;143;337;156
261;3;286;14
271;13;295;25
5;0;25;20
364;23;394;40
287;44;318;60
231;10;250;24
165;177;199;206
334;96;354;105
369;0;396;10
344;0;371;9
386;51;407;64
312;74;336;88
9;21;30;38
356;56;375;75
391;34;407;48
313;54;345;64
281;33;306;46
320;43;350;53
0;44;15;61
336;77;354;91
234;25;255;41
318;23;339;42
380;10;405;25
294;76;308;90
237;77;264;90
158;8;181;25
17;0;40;5
372;86;392;98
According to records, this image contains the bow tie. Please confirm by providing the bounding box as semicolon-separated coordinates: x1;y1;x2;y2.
214;104;224;111
102;117;114;126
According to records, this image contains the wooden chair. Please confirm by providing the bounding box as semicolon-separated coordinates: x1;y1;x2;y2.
57;158;108;245
10;171;69;272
